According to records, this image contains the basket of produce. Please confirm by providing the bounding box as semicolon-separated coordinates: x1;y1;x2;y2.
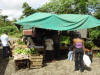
13;47;31;60
13;47;32;70
13;44;43;68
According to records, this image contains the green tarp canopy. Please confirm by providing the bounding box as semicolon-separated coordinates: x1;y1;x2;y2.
15;12;100;31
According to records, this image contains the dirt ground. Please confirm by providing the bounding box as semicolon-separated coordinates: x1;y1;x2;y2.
0;57;100;75
0;39;100;75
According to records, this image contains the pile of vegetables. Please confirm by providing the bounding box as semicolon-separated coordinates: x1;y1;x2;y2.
60;35;70;45
30;48;38;54
13;47;37;55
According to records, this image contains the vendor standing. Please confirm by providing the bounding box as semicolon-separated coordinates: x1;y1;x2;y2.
0;32;11;58
44;38;54;62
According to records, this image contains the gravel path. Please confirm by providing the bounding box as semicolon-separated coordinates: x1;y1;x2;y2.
0;57;99;75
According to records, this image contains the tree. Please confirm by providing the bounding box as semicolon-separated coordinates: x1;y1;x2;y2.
38;0;100;14
2;15;8;23
93;3;100;19
22;2;36;17
94;9;100;19
74;0;88;14
38;0;74;14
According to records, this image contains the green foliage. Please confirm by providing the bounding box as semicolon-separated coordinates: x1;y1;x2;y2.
38;0;99;14
75;0;88;14
97;52;100;57
89;28;100;40
0;10;22;38
39;0;74;14
22;2;36;17
94;9;100;19
60;35;70;45
84;41;94;49
88;0;100;5
0;16;12;27
15;29;23;38
0;25;23;38
17;39;25;45
0;26;17;34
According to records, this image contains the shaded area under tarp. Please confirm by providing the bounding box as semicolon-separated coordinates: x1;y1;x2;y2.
15;12;100;31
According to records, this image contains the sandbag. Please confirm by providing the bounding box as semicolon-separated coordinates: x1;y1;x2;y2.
83;54;91;67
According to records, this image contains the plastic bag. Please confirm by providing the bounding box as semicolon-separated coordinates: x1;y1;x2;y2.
83;54;91;67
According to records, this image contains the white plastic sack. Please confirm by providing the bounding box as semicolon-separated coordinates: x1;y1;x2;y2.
83;54;91;67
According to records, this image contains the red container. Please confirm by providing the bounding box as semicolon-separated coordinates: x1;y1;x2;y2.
23;29;32;35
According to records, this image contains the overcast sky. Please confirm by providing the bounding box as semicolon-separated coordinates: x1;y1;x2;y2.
0;0;49;20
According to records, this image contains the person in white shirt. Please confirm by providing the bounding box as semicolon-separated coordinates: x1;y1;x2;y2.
44;38;54;62
0;32;11;58
45;39;54;50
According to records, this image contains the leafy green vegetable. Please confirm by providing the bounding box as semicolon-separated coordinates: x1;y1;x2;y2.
60;36;70;45
13;47;37;55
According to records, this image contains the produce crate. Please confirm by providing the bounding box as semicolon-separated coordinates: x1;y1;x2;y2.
29;55;43;68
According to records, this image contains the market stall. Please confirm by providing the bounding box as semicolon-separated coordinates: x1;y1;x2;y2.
15;12;100;51
12;40;44;69
15;12;100;64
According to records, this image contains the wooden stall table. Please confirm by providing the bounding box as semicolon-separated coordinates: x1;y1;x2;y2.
13;54;30;70
14;58;29;70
